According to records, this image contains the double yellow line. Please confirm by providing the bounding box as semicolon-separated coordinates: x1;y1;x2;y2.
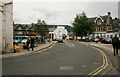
88;47;109;77
35;43;56;53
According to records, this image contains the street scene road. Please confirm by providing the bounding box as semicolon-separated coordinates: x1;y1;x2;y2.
1;1;120;77
3;41;110;75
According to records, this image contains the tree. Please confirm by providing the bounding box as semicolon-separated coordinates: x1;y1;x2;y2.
34;20;49;43
72;12;93;40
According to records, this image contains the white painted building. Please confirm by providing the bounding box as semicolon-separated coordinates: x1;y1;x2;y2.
106;32;120;38
0;1;2;52
53;26;68;40
0;0;13;53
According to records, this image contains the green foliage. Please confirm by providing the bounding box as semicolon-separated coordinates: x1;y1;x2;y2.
34;20;49;37
72;12;93;38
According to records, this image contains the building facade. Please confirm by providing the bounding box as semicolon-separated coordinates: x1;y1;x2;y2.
89;12;120;39
13;24;35;41
0;1;2;52
13;24;72;40
53;26;68;40
0;0;13;53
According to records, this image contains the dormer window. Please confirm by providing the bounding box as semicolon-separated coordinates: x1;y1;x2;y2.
97;19;102;25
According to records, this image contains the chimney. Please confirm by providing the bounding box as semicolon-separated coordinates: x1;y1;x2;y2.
108;12;111;17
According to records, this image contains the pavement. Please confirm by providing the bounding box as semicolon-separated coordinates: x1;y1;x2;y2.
79;41;120;75
2;40;112;76
1;41;57;58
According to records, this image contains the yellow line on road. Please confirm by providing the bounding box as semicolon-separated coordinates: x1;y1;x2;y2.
88;47;109;77
35;43;56;53
92;51;108;76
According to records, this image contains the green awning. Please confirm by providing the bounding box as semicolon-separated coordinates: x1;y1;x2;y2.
93;31;106;33
14;35;25;37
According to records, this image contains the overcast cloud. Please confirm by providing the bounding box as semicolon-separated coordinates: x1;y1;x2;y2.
13;1;118;25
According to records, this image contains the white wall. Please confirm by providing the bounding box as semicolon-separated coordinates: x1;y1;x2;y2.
106;32;119;38
53;26;68;39
1;0;13;52
0;2;2;52
4;2;13;52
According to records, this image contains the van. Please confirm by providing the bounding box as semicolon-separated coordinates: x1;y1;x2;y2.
57;36;63;43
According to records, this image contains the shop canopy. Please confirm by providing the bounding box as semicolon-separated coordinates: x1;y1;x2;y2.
24;32;37;36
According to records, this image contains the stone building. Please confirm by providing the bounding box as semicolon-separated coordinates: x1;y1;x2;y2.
13;24;35;41
0;0;13;53
89;12;120;39
13;24;72;41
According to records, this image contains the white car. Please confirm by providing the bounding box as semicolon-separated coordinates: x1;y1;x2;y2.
94;38;99;42
57;36;63;43
22;39;27;43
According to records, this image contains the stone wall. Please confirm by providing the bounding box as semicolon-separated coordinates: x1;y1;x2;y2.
1;0;13;53
0;2;2;52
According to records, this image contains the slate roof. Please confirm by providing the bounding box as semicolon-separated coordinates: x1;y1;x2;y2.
89;17;97;22
13;24;72;32
48;25;72;32
13;24;33;30
100;15;108;22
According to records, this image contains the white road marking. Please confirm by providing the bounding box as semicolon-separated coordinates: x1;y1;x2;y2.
64;41;75;47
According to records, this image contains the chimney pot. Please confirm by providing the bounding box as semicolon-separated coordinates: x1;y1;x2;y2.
108;12;111;16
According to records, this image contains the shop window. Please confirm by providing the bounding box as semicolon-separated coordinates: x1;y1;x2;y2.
110;35;113;38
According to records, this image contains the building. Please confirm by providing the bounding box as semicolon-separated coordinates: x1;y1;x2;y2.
13;24;35;41
89;12;120;39
53;26;68;40
48;25;72;40
13;24;72;40
0;0;13;53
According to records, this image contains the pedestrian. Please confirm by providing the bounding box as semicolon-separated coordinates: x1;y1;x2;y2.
26;38;30;51
112;34;119;56
31;36;35;51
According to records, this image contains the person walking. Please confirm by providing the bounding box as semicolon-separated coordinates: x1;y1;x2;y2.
31;36;35;51
112;34;119;56
26;38;30;51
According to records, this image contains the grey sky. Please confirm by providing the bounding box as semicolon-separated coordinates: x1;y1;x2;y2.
13;1;118;25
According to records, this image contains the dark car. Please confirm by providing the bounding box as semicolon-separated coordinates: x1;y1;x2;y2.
100;38;112;44
85;38;91;42
104;38;112;44
99;38;105;43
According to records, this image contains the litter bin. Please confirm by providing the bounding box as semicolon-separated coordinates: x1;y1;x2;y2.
13;45;20;53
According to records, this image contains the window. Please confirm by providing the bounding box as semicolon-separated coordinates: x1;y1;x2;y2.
110;35;113;38
97;19;102;25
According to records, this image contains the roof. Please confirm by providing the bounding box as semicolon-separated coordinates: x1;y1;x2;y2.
100;15;108;21
13;24;33;30
89;17;97;22
13;24;72;32
49;28;54;32
48;25;72;32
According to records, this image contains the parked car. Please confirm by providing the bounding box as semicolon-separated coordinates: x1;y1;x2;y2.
100;38;112;44
18;40;22;43
22;39;27;43
35;39;41;43
94;38;99;43
100;38;106;43
13;40;19;45
14;40;19;44
57;36;63;43
104;38;112;44
85;38;91;42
